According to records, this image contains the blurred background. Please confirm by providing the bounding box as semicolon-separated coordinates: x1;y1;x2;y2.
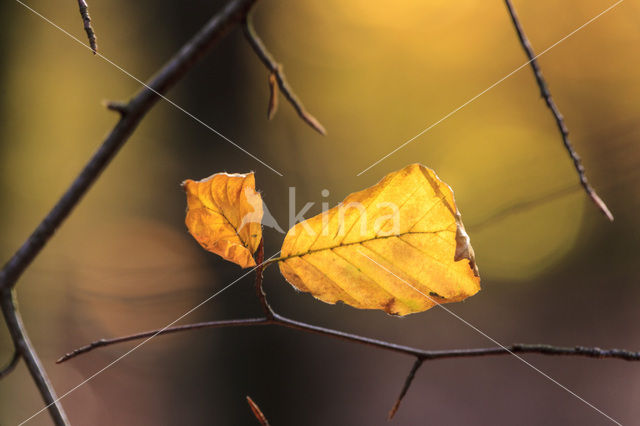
1;0;639;424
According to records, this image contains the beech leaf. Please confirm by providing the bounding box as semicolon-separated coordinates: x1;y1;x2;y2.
182;172;263;268
277;164;480;316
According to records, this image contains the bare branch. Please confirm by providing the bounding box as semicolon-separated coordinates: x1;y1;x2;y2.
242;12;326;135
246;396;271;426
503;0;613;221
1;289;69;425
0;0;260;423
77;0;97;54
388;358;423;420
57;290;640;420
0;0;261;304
59;311;640;364
56;317;269;364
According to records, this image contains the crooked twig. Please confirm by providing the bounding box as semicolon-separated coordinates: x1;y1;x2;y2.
58;312;640;362
1;289;69;425
57;308;640;419
242;12;326;135
0;0;260;424
389;358;423;420
57;307;640;419
254;238;274;318
77;0;97;54
504;0;613;221
56;317;269;363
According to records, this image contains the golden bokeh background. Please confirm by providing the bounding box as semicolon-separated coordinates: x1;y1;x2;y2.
1;0;639;424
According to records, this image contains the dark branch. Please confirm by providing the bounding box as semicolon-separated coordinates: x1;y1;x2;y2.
56;317;269;364
389;358;423;420
0;0;260;307
58;311;640;364
77;0;97;54
1;289;69;425
242;12;326;135
0;0;260;423
246;396;271;426
57;298;640;421
503;0;613;221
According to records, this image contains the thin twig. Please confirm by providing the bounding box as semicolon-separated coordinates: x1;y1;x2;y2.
77;0;97;54
242;12;326;135
503;0;613;221
1;289;69;425
246;396;271;426
58;311;640;364
388;358;423;420
469;183;580;232
56;317;269;363
469;165;640;232
254;238;274;318
0;346;20;379
267;71;279;119
57;299;640;422
0;0;260;423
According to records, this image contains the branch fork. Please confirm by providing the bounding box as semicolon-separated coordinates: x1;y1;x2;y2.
57;252;640;419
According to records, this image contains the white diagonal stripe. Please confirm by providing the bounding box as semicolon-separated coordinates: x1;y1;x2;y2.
19;251;281;425
13;0;283;176
357;0;624;176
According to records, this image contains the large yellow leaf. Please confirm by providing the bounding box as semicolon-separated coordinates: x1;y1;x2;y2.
277;164;480;315
182;172;263;268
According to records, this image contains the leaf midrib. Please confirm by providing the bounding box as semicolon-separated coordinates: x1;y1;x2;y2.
271;228;453;265
200;203;249;249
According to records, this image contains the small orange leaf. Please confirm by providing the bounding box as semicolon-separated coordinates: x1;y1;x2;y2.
277;163;480;316
182;172;263;268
